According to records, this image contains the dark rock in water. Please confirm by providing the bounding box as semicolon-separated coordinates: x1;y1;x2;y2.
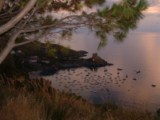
58;53;113;70
40;53;113;75
157;108;160;116
151;84;156;87
84;53;113;68
133;78;137;81
136;70;141;74
125;75;128;78
59;63;81;69
117;68;123;71
40;67;57;76
77;50;88;56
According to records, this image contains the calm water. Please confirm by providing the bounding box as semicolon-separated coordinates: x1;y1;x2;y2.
44;0;160;111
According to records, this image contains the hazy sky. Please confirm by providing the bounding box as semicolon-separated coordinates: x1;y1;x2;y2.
135;1;160;33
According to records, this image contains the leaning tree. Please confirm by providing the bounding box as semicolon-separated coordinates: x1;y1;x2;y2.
0;0;148;64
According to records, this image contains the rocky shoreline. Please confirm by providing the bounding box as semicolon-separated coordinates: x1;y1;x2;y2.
40;53;113;76
0;41;113;76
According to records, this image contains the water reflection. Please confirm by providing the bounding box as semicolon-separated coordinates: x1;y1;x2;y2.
44;0;160;111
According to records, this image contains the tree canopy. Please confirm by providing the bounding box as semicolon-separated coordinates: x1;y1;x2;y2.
0;0;148;64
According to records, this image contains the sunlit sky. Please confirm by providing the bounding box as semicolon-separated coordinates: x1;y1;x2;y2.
144;4;160;14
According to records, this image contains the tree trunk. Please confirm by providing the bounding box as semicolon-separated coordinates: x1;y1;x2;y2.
0;31;21;64
0;0;4;12
0;0;37;35
0;40;14;64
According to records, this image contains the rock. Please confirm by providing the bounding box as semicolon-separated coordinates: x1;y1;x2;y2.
84;53;113;68
157;108;160;116
117;68;123;71
151;84;156;87
40;67;57;76
9;42;113;76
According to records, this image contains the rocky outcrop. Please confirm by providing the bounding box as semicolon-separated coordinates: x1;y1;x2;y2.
84;53;113;68
0;42;113;76
41;53;113;75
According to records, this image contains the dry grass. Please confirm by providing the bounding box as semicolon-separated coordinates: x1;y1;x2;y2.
0;95;45;120
0;75;156;120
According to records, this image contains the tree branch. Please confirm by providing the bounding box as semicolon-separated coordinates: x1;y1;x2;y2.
0;0;37;35
0;31;21;64
14;40;36;47
0;12;107;64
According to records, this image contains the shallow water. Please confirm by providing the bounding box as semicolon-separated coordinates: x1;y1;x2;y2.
44;0;160;111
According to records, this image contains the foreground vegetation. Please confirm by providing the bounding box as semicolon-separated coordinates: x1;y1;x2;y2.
0;75;157;120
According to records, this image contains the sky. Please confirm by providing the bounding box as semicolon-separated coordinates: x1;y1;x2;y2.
135;0;160;33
